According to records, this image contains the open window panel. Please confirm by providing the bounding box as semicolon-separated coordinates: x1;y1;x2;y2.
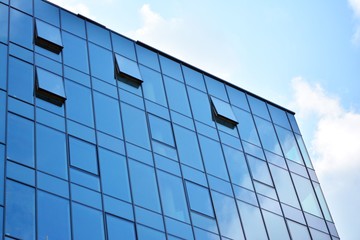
35;67;66;106
114;54;143;86
210;96;238;127
34;19;63;54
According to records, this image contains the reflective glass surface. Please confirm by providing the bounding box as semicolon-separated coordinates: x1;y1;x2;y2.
106;215;136;240
140;65;167;106
0;4;8;43
237;201;267;240
186;181;214;217
164;76;192;116
187;87;214;127
148;114;175;146
275;126;303;164
0;44;6;90
247;155;273;186
247;95;271;121
254;116;282;155
112;33;136;60
205;76;228;101
136;44;160;71
88;43;115;84
182;65;206;92
226;86;250;111
115;54;142;83
35;19;63;52
10;9;33;49
69;136;98;174
87;21;111;49
262;210;290;240
295;134;313;168
159;55;183;81
0;91;5;143
287;220;311;240
61;10;86;38
211;96;238;124
36;67;66;100
0;145;4;204
233;107;261;146
268;104;291;129
34;0;60;26
62;31;89;73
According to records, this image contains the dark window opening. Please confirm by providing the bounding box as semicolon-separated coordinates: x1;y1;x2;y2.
34;19;63;54
114;54;143;86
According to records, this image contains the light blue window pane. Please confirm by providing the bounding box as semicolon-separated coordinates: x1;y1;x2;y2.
71;184;102;209
112;33;136;60
211;191;244;240
135;206;164;231
276;126;303;164
65;80;94;127
0;45;7;90
295;134;313;168
233;107;261;146
265;150;287;169
159;55;183;81
186;181;214;217
5;180;35;240
254;116;282;155
7;113;34;167
226;86;250;111
9;42;33;63
314;182;332;221
287;113;301;134
129;160;161;212
88;43;115;85
205;76;228;101
36;67;66;103
7;160;34;187
61;10;86;38
0;206;3;238
268;104;291;129
0;91;5;143
10;0;32;14
165;217;193;240
10;9;33;49
37;172;69;198
36;124;67;179
106;215;136;240
103;195;133;221
137;224;166;240
248;155;273;186
187;87;214;127
208;175;233;197
98;132;125;155
154;154;181;177
87;21;111;48
70;168;100;191
0;4;8;44
72;202;105;240
35;19;63;53
262;210;290;240
164;76;191;116
0;145;4;204
211;96;238;124
67;120;96;144
126;142;153;166
136;44;160;71
173;125;203;171
115;54;142;82
34;0;60;26
237;201;267;240
62;32;89;73
292;173;322;217
69;136;98;174
37;191;71;240
287;220;311;240
223;145;252;189
282;204;306;224
121;103;150;149
99;148;131;202
140;65;167;106
269;164;300;208
310;228;331;240
182;65;206;92
247;95;271;121
191;212;218;234
8;57;34;104
158;170;190;222
149;114;174;146
8;97;34;120
194;227;220;240
199;135;229;181
93;92;123;138
233;185;257;206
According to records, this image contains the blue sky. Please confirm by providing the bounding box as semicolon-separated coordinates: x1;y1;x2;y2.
49;0;360;239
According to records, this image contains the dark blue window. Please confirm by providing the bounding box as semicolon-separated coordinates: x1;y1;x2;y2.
87;21;111;49
159;55;183;81
0;44;6;90
0;144;4;205
182;65;206;92
37;191;71;240
187;87;214;127
135;206;164;231
148;114;175;146
35;67;66;105
186;181;214;217
112;33;136;61
5;180;35;240
36;124;68;179
137;225;166;240
35;19;63;54
0;91;5;143
106;215;136;240
136;44;160;71
0;4;8;44
226;86;250;111
268;104;291;129
62;31;89;74
115;54;143;84
7;113;34;167
71;183;102;209
164;76;192;116
99;148;131;202
10;9;33;49
69;136;98;174
10;0;32;14
205;76;228;101
140;65;167;106
34;0;60;26
88;43;115;85
61;10;86;38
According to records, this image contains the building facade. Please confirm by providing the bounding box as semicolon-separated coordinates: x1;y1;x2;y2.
0;0;339;239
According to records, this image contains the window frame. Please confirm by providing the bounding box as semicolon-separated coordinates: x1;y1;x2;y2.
34;19;63;54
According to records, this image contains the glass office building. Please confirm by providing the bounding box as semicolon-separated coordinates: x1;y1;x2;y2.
0;0;339;239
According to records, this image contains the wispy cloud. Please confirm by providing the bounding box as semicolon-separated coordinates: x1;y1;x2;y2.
290;77;360;239
348;0;360;45
47;0;94;19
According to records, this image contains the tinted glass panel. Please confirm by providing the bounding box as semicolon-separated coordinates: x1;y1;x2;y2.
87;21;111;49
158;171;190;222
62;31;89;73
233;107;260;146
35;19;63;53
205;76;228;101
287;113;301;134
159;55;183;81
115;54;142;82
5;180;35;240
0;91;5;143
140;65;167;106
295;134;313;168
112;33;136;60
275;126;303;164
36;67;66;103
226;86;250;111
268;104;291;129
8;57;34;104
182;65;206;91
0;145;4;204
37;191;71;240
72;202;105;240
247;95;271;120
254;116;282;155
93;92;122;138
186;181;214;217
69;136;98;174
314;182;332;221
137;224;166;240
106;215;136;240
10;9;33;49
211;96;238;124
237;201;267;240
248;156;273;185
164;76;191;116
187;87;214;127
0;4;8;43
136;44;160;71
287;220;311;240
149;114;175;146
88;43;115;84
99;148;131;201
36;124;67;179
129;160;161;212
34;0;60;26
7;113;34;167
61;10;86;38
262;210;290;240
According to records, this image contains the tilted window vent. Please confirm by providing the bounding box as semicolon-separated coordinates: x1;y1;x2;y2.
34;19;63;54
210;96;238;127
114;54;143;85
35;67;66;106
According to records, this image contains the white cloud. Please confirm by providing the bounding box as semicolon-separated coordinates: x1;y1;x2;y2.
291;77;360;239
47;0;93;19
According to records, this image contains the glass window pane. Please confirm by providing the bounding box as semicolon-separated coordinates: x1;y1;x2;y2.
287;113;301;134
157;170;190;222
268;104;291;129
10;9;33;49
36;124;67;179
314;182;332;221
7;113;34;167
61;10;86;38
0;145;4;204
62;31;89;74
115;54;142;83
287;220;311;240
37;191;71;240
87;22;111;49
93;92;122;138
136;44;160;71
186;181;214;217
8;57;34;104
211;96;238;125
275;126;303;164
71;183;102;209
173;125;203;171
148;114;174;146
72;202;105;240
211;191;244;240
36;67;66;105
187;87;214;127
135;206;164;231
106;215;136;240
295;134;313;168
88;43;115;85
254;116;282;155
69;136;98;174
182;65;206;92
0;44;7;90
121;103;150;149
164;76;191;116
35;19;63;54
199;135;229;181
226;86;250;111
140;65;167;106
0;91;5;143
5;180;35;240
247;95;271;121
159;55;183;81
205;76;228;101
248;156;273;186
262;210;290;240
233;107;261;146
112;33;136;60
129;160;161;212
137;224;166;240
34;0;60;26
99;148;131;202
65;80;94;127
0;4;8;44
237;201;267;240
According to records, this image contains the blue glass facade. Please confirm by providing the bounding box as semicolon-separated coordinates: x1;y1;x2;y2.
0;1;339;239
